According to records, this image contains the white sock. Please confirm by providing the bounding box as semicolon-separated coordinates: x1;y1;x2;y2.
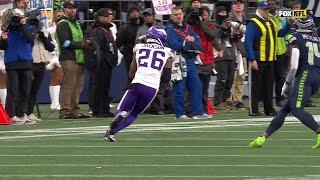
0;89;7;108
49;85;60;110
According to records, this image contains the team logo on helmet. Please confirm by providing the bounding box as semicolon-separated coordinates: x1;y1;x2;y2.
146;26;167;46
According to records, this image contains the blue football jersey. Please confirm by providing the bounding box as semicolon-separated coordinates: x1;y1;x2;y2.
288;32;320;75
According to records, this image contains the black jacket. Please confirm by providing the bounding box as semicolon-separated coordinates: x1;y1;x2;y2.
90;22;117;68
56;17;84;62
116;17;143;63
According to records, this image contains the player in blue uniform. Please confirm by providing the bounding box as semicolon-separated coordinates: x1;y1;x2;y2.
249;15;320;148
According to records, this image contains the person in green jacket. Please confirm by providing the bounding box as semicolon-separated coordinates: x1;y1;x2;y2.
56;1;91;119
269;0;289;107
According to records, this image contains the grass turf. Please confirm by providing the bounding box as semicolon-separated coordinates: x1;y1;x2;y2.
0;102;320;180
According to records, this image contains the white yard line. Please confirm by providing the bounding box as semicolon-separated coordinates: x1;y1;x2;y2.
0;114;311;140
0;154;318;158
1;115;313;133
0;164;319;168
0;175;300;178
0;123;276;140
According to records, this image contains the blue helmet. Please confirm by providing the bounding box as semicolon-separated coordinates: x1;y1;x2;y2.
146;26;167;46
295;14;315;33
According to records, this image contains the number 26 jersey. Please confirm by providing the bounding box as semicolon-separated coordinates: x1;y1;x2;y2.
132;43;175;89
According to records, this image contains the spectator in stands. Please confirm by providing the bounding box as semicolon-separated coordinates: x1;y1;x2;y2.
135;8;163;43
166;6;211;119
228;0;248;109
0;8;37;124
89;8;117;118
291;0;301;10
116;5;143;72
213;6;237;110
56;1;91;119
245;0;290;116
107;8;117;40
27;9;55;121
269;0;289;107
186;0;201;16
192;6;222;113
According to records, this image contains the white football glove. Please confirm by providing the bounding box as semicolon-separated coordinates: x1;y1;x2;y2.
0;60;5;73
46;57;61;70
281;82;290;97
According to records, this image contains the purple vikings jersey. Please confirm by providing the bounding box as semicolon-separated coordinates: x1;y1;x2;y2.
288;33;320;75
132;43;175;89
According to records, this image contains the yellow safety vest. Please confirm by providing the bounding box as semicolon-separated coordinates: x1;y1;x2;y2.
269;14;287;56
250;16;277;61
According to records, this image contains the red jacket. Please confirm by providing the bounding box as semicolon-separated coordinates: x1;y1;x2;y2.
192;22;216;65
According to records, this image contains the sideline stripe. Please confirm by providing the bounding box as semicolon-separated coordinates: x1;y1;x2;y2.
0;145;311;148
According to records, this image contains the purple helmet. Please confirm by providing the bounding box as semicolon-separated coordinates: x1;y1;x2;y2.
146;26;167;46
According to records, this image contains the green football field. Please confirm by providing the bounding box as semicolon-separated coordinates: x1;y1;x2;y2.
1;102;320;180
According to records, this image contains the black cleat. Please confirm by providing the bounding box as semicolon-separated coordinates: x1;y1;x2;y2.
249;111;263;116
104;131;117;142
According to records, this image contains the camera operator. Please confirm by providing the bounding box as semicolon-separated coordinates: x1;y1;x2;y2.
228;0;247;109
26;9;55;121
0;8;38;124
213;6;238;110
56;1;91;119
1;0;29;32
191;6;223;114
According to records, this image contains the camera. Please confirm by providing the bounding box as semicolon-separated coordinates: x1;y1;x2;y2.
187;9;201;25
228;21;246;33
26;9;41;26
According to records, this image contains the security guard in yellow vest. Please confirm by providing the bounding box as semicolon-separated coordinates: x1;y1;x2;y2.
245;0;290;116
269;0;289;107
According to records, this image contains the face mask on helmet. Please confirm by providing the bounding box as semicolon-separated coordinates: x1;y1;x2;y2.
295;15;316;33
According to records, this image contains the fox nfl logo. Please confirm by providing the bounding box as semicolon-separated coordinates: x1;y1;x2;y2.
278;10;307;18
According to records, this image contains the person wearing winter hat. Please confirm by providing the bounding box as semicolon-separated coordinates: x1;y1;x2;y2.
116;5;143;73
56;1;91;119
193;5;223;114
213;5;238;110
215;6;228;25
190;0;201;9
87;8;117;118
